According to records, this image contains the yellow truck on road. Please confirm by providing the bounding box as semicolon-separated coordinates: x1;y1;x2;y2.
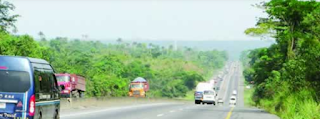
128;77;149;97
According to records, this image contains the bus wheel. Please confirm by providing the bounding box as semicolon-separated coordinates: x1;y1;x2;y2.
80;92;85;98
55;110;60;119
39;112;42;119
75;92;80;98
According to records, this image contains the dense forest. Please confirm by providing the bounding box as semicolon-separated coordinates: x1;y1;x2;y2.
0;33;228;98
0;1;227;98
242;0;320;118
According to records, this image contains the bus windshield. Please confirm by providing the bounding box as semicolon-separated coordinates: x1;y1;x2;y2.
0;71;31;93
131;84;143;88
56;76;70;82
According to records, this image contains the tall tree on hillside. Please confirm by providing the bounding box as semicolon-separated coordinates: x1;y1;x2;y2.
38;31;46;41
0;0;19;32
245;0;320;59
116;38;123;44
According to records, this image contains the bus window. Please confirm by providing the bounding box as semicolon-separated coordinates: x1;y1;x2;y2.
34;67;54;100
47;71;59;99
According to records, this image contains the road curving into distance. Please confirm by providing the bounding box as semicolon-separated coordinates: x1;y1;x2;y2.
61;62;279;119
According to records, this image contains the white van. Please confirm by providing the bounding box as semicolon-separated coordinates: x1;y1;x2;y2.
202;90;217;105
194;82;216;105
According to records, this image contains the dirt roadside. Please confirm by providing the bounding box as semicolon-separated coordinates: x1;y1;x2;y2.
60;97;191;112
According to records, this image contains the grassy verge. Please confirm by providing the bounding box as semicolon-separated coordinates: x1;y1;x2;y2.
243;74;255;107
259;90;320;119
184;91;195;101
243;86;255;107
177;90;194;101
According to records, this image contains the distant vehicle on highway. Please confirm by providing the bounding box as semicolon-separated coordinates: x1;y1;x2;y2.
202;90;217;105
232;90;237;95
0;56;61;119
56;73;86;98
229;96;237;105
194;82;216;104
219;77;223;81
128;77;149;97
217;98;224;104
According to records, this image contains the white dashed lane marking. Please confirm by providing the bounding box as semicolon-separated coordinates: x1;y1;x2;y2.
169;110;175;113
157;114;164;117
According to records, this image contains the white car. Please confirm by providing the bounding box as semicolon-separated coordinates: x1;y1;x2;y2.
217;98;223;104
202;90;217;105
229;96;237;105
232;90;237;95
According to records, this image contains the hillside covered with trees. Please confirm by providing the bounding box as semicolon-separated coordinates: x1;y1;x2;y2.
0;0;228;98
0;33;228;98
242;0;320;118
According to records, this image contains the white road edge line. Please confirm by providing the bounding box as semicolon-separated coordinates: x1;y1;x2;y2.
157;114;164;117
169;110;175;113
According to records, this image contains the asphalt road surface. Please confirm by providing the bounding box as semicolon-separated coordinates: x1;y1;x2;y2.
61;62;279;119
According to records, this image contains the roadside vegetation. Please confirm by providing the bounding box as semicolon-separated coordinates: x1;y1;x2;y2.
242;79;255;107
0;1;228;98
242;0;320;118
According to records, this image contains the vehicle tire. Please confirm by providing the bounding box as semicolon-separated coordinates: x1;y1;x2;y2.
38;112;42;119
75;92;80;98
80;92;85;98
213;102;216;106
195;100;200;104
202;102;205;105
54;110;60;119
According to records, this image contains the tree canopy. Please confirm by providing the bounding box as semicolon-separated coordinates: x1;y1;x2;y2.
243;0;320;118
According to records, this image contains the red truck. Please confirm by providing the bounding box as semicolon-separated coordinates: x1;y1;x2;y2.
128;77;149;97
55;73;86;98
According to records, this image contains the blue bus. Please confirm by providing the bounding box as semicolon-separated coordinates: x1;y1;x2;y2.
0;56;61;119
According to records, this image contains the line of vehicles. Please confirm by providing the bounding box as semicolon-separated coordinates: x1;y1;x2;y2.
194;63;238;106
0;56;152;119
230;90;237;105
0;55;236;119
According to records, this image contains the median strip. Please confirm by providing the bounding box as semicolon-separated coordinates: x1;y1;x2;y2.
225;107;234;119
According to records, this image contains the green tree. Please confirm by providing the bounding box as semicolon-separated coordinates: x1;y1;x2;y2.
0;0;19;32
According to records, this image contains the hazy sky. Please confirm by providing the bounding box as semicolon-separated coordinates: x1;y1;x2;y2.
10;0;266;41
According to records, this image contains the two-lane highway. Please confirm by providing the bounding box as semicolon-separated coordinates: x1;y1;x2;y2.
61;62;279;119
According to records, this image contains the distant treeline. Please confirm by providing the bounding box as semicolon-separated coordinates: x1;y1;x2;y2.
0;32;228;98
